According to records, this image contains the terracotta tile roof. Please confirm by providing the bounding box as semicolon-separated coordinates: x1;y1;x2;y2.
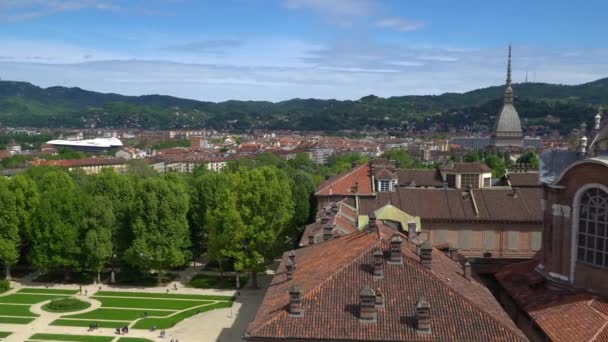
29;157;126;168
441;162;492;173
359;187;542;222
247;225;526;341
299;200;359;247
507;172;540;187
396;169;444;187
496;260;608;342
375;167;398;180
315;163;373;196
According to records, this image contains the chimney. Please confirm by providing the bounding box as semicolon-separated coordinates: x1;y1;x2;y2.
323;224;333;241
308;234;315;246
285;258;295;280
407;221;417;239
420;240;432;270
368;211;377;231
331;204;339;215
288;285;303;317
416;297;431;333
359;287;377;322
324;174;331;180
288;250;297;269
352;181;359;194
372;248;383;278
464;261;472;280
351;161;358;169
388;234;403;264
320;215;330;224
375;288;384;307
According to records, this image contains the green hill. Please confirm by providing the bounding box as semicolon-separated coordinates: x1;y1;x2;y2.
0;78;606;132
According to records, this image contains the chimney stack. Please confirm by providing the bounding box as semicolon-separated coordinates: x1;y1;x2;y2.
288;285;303;317
359;287;377;322
420;240;432;270
375;288;384;307
323;224;333;241
351;161;358;169
320;215;330;224
388;234;403;264
416;297;431;333
372;248;383;278
288;250;297;269
285;258;295;280
331;204;339;215
464;261;472;280
368;212;377;231
407;221;417;239
308;234;315;246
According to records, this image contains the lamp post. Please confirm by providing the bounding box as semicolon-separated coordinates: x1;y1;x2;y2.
110;254;117;284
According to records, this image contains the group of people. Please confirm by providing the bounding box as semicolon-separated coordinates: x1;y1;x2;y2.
114;325;129;335
87;322;99;331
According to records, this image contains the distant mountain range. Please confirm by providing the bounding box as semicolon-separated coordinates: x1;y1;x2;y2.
0;78;606;132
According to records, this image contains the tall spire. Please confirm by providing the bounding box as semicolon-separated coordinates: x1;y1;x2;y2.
503;44;514;104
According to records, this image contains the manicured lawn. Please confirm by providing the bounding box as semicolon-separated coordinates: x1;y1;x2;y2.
188;273;248;289
29;333;113;341
95;290;234;301
117;338;154;342
0;316;36;324
0;303;38;317
63;308;175;321
50;319;128;329
0;294;67;304
92;297;211;310
18;288;78;295
0;332;11;338
132;301;233;329
42;298;90;313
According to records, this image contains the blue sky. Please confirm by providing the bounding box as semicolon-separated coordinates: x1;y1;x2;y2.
0;0;607;101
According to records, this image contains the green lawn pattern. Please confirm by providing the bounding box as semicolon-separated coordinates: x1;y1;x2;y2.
95;291;233;301
0;316;36;324
50;319;128;329
92;296;211;310
63;308;175;320
0;294;67;304
29;333;113;342
0;332;11;338
0;304;38;317
18;288;79;295
132;301;233;329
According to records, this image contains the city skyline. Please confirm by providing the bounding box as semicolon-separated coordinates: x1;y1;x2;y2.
1;0;607;101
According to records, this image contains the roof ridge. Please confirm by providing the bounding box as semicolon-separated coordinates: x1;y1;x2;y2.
315;163;367;194
409;251;527;340
248;231;377;336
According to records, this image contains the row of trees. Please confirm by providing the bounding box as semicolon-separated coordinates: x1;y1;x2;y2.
0;152;342;288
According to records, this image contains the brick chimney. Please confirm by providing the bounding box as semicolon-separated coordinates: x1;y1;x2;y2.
359;286;377;322
368;211;377;231
407;221;417;239
320;215;330;224
375;288;384;307
372;248;383;278
464;261;472;280
288;250;297;270
308;234;315;246
420;240;432;270
323;224;333;241
331;203;339;214
285;258;295;280
416;297;431;333
288;285;303;317
388;234;403;264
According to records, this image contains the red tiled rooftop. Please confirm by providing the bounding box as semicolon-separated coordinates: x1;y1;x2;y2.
315;163;373;196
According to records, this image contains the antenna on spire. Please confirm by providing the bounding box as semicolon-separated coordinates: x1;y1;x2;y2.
506;44;512;86
525;68;528;83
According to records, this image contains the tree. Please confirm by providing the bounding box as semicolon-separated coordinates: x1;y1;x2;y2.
126;175;191;284
29;171;83;279
126;159;157;178
218;166;294;288
484;154;507;178
516;151;540;170
287;171;315;245
8;175;39;273
380;149;414;168
0;178;19;279
82;195;115;283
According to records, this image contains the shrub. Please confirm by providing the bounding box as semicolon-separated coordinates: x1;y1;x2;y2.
43;298;91;313
0;280;10;293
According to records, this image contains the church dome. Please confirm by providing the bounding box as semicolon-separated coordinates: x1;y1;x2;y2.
495;101;523;133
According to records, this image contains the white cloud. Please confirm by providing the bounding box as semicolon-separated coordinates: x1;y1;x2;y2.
376;17;424;32
282;0;373;17
0;0;120;21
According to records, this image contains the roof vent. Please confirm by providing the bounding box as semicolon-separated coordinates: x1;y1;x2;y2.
320;215;330;224
416;297;431;334
407;221;417;239
288;285;303;317
323;224;334;241
368;211;377;231
359;287;377;322
420;240;432;270
388;234;403;264
464;261;472;280
288;250;297;269
285;258;295;280
372;248;383;278
308;234;315;246
375;288;384;307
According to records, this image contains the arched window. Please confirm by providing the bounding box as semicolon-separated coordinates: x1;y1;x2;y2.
577;187;608;267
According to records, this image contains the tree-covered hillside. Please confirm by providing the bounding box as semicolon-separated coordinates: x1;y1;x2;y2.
0;78;606;132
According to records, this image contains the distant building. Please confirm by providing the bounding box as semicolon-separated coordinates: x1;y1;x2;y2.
115;147;146;160
46;137;123;152
29;157;127;174
451;136;541;150
6;140;21;155
311;147;335;165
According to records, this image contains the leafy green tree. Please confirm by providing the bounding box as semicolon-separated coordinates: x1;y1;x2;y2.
288;171;315;244
218;166;294;288
126;159;157;178
126;175;191;284
516;151;540;170
380;149;414;168
7;175;38;264
82;195;115;283
484;154;507;178
29;171;83;279
327;153;369;174
0;178;19;279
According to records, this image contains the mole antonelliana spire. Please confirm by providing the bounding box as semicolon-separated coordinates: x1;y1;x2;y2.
490;44;523;148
